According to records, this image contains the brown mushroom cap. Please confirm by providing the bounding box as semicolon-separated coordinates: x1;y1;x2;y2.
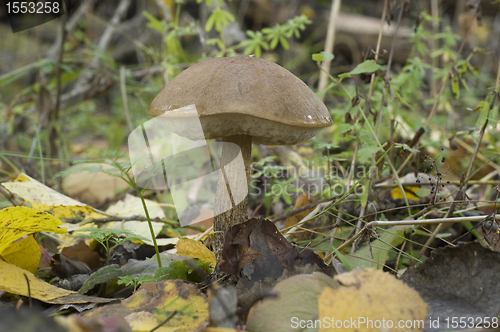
148;57;332;145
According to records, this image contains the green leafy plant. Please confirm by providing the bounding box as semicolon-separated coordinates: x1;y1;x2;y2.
73;227;149;266
236;14;311;57
59;159;164;268
117;275;152;292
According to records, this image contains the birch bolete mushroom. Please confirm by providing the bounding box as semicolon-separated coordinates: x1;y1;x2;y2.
148;57;332;262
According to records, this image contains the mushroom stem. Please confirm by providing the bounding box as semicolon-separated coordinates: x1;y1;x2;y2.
213;134;252;263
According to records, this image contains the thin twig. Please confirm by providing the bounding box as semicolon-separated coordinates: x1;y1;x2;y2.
49;3;68;159
120;66;134;132
194;225;213;242
318;0;342;99
23;274;32;308
75;0;133;87
366;0;389;102
430;0;439;97
352;0;390;248
283;201;333;238
271;197;335;223
384;0;406;83
46;0;97;59
336;213;498;254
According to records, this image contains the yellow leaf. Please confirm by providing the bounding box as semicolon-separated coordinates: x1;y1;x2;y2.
0;260;75;301
392;186;420;201
176;237;216;266
0;260;115;305
14;173;30;182
57;222;99;250
319;269;428;331
126;312;180;332
38;204;93;219
0;206;67;254
1;173;94;218
0;235;40;272
85;280;209;331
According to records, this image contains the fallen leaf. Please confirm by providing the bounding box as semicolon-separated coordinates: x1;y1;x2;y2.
105;220;167;247
1;173;94;218
62;163;130;204
125;311;177;332
0;260;113;304
246;272;339;332
85;280;209;331
176;237;216;265
0;235;41;272
79;264;122;294
51;254;92;278
284;193;316;242
219;218;328;289
392;186;420;200
62;240;102;271
0;206;66;255
55;313;133;332
319;269;428;331
105;194;165;219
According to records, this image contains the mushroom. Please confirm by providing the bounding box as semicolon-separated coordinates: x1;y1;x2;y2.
148;57;332;262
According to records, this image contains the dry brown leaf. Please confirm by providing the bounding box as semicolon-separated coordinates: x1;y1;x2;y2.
62;163;129;204
284;193;316;242
319;269;428;331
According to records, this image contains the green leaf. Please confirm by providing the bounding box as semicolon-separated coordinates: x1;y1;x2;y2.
451;75;460;99
489;105;499;129
151;260;212;283
471;100;484;112
79;265;122;294
312;52;334;63
357;146;381;163
345;225;411;269
279;37;289;50
475;101;490;128
338;73;351;81
143;11;166;34
330;246;352;271
338;123;355;134
415;188;431;197
282;191;293;205
205;12;216;32
347;60;380;75
360;179;370;207
394;143;420;153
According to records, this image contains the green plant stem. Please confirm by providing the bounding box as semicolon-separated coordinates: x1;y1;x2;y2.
137;189;162;268
35;129;45;184
125;172;162;268
104;239;110;266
